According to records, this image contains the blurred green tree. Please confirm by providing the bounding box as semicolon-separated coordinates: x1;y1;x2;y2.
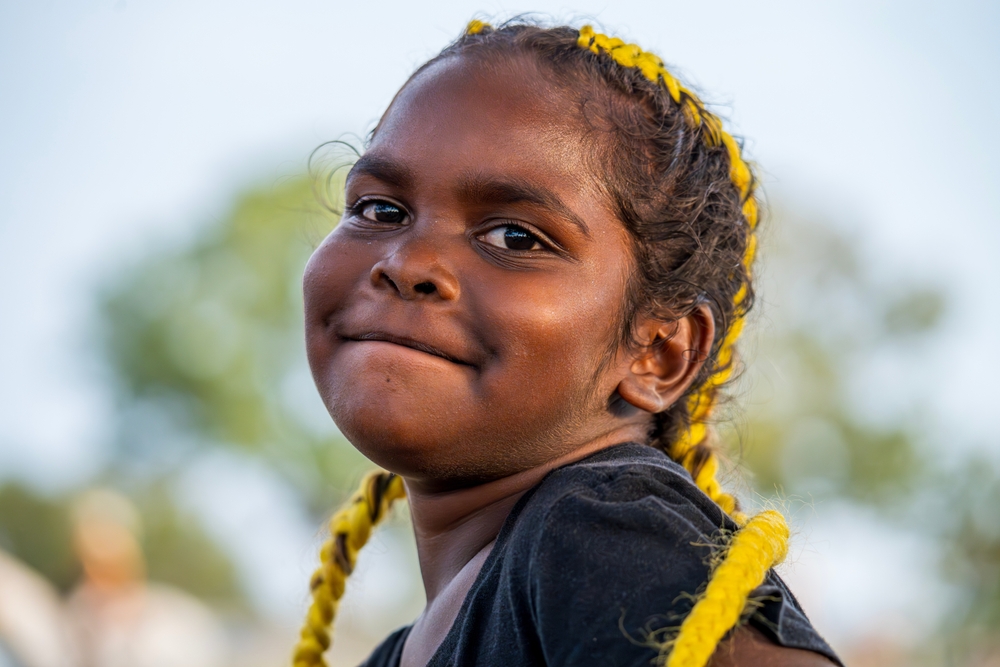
933;456;1000;662
728;209;943;505
0;484;77;591
99;174;370;513
136;482;246;606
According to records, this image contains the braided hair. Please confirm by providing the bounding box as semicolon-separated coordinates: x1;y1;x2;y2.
293;19;789;667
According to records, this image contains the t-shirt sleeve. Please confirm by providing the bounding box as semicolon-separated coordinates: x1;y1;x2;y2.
526;484;840;666
749;572;841;663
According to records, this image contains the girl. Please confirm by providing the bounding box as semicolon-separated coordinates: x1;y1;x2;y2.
295;19;841;667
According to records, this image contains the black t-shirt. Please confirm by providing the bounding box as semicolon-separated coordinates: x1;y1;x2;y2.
361;443;842;666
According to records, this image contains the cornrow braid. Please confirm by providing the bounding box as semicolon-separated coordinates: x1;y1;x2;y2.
572;24;787;667
294;19;788;667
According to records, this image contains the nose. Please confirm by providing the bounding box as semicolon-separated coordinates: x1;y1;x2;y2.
369;237;461;301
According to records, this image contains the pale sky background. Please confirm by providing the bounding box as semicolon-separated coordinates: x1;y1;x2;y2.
1;0;998;656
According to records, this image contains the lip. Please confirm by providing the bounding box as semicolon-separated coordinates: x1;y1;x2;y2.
341;331;475;367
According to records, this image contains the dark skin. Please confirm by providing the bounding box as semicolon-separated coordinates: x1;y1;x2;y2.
304;54;835;667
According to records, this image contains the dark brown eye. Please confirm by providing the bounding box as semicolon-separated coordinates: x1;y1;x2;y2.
481;225;541;251
361;201;406;224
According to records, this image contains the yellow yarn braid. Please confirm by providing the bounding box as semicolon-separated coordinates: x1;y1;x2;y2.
575;26;789;667
466;19;488;35
667;511;789;667
292;471;406;667
576;25;758;522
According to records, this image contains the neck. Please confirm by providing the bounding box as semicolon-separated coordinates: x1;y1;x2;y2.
403;425;645;602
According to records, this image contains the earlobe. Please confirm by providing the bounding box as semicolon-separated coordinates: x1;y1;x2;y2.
615;304;715;415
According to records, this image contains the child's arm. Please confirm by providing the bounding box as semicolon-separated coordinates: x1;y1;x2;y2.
710;626;839;667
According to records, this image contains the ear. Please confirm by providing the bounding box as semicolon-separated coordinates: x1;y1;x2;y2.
616;304;716;414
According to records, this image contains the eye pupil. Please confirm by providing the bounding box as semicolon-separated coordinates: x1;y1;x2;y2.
504;227;535;250
371;202;404;223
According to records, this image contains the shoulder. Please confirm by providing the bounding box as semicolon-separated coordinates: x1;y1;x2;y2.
494;443;842;667
532;442;725;516
513;442;730;578
496;444;729;663
513;442;734;558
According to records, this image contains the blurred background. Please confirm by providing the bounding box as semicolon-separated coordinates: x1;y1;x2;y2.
1;1;998;665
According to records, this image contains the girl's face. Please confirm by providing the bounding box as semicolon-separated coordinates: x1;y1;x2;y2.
304;54;642;488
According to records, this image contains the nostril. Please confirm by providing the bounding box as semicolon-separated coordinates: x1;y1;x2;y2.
414;281;437;295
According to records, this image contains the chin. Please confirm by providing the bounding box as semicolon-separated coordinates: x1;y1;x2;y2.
332;405;461;479
317;345;479;478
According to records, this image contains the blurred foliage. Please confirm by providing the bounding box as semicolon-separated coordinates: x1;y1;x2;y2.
934;456;1000;660
136;482;246;606
0;484;77;592
730;210;942;504
0;481;242;604
99;175;370;512
884;289;947;336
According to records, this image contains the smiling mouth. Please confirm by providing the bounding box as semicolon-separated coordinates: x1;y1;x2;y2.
343;332;473;367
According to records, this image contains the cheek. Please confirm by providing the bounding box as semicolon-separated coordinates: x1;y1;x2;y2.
303;230;375;408
498;256;624;360
303;229;369;332
473;266;626;422
303;231;489;475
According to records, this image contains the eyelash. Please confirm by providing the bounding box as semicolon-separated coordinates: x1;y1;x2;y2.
346;197;556;254
347;198;409;225
478;224;545;252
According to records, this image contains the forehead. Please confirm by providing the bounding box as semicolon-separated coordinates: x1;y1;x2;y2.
369;54;593;187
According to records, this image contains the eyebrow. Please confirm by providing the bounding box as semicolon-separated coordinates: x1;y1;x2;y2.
457;173;592;238
347;153;415;189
